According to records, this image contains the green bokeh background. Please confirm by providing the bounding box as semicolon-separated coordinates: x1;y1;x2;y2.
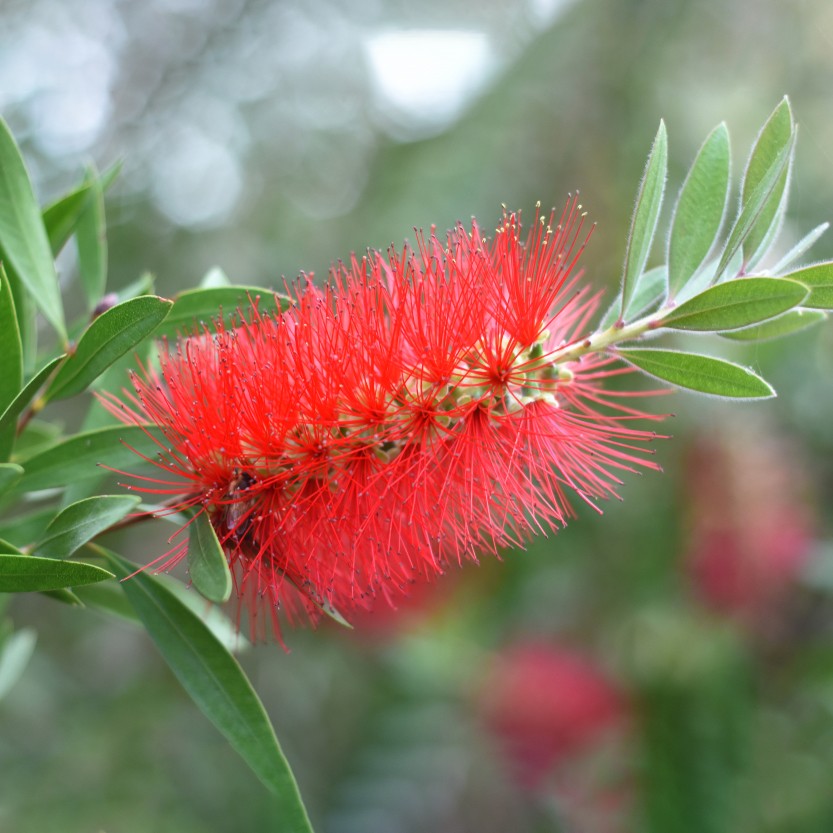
3;0;833;831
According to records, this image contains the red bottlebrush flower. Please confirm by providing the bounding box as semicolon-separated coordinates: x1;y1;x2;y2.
478;642;630;790
684;419;814;624
105;197;663;640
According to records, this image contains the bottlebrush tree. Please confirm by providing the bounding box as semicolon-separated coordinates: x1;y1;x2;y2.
0;97;830;829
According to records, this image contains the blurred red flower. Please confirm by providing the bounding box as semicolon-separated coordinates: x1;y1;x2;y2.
106;199;663;638
685;420;815;623
478;642;629;790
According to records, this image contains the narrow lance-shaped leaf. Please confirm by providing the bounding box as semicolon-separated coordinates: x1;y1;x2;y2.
46;295;173;401
18;424;165;492
0;463;23;497
715;131;795;279
0;355;63;441
188;510;233;604
34;495;141;560
6;264;36;376
75;166;108;310
772;223;829;274
0;264;22;460
0;627;37;701
781;262;833;309
43;162;121;257
600;265;667;329
667;123;731;298
102;548;314;829
0;116;66;340
43;182;92;256
617;348;775;399
720;309;826;342
159;286;294;336
621;120;668;317
660;277;807;332
0;553;114;593
742;97;794;267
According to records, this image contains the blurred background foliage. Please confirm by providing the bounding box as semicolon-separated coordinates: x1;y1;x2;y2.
3;0;833;831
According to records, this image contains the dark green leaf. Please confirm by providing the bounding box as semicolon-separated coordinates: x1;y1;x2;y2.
0;553;114;592
34;495;140;559
719;308;826;342
0;264;22;460
73;580;139;623
159;286;293;336
782;262;833;309
13;419;62;460
0;116;66;340
75;167;108;309
668;123;731;298
17;424;165;492
742;97;794;267
621;121;667;316
42;182;92;255
773;223;829;274
618;348;775;398
0;356;63;441
42;162;121;257
7;265;36;375
660;277;807;331
41;588;84;606
188;510;232;604
103;548;313;825
715;129;795;279
0;508;57;549
0;627;37;700
0;463;23;497
46;295;173;400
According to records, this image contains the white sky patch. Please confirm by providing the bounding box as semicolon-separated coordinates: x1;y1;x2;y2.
363;29;495;139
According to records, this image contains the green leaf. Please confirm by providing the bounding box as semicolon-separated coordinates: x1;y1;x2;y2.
772;223;829;274
715;129;795;279
0;463;23;497
0;356;63;442
781;262;833;309
0;508;57;549
75;166;108;309
102;548;313;825
0;264;23;460
660;277;807;332
42;162;120;257
159;286;293;336
113;272;155;305
41;588;84;607
600;265;668;328
621;120;668;316
742;97;794;267
0;116;66;340
720;308;826;342
7;265;36;376
34;495;140;559
0;553;114;592
200;266;232;288
188;510;233;604
46;295;173;400
618;348;775;398
17;424;165;492
667;123;731;299
0;627;37;701
42;182;92;256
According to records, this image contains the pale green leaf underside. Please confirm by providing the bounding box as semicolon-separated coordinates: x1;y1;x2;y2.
618;348;775;398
